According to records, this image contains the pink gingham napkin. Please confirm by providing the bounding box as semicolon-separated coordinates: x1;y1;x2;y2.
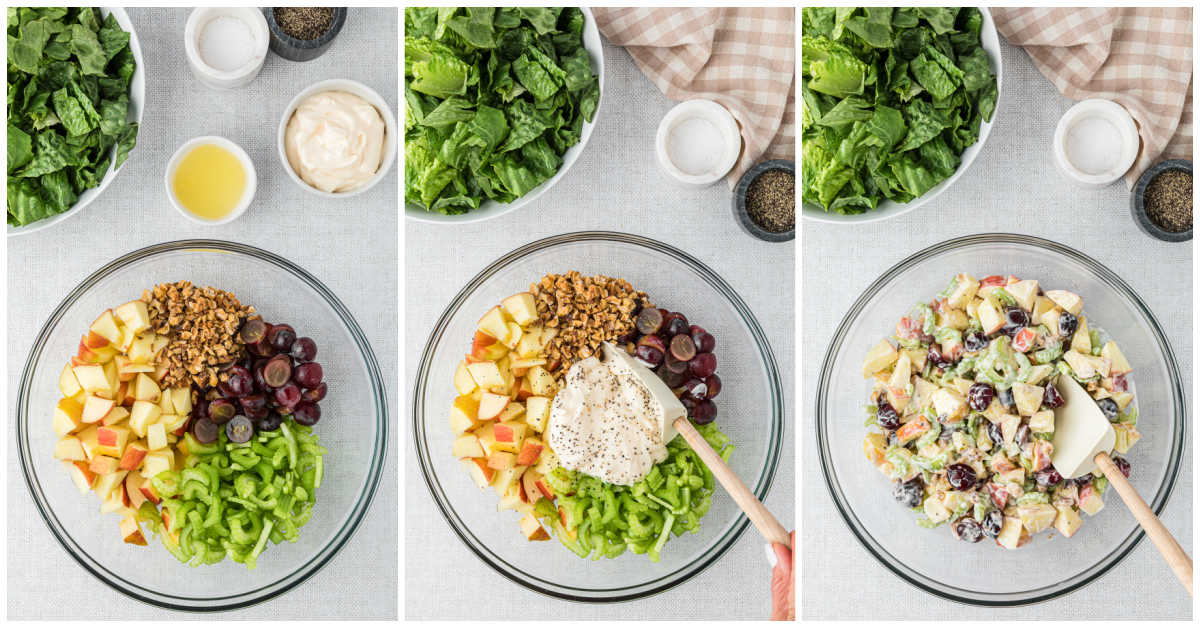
992;7;1193;186
593;7;796;185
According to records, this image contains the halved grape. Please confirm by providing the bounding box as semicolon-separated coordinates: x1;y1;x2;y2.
268;324;297;352
238;319;267;344
226;415;254;443
635;308;664;335
264;355;293;388
274;383;301;409
291;337;318;362
637;334;666;354
256;412;284;432
681;377;707;401
688;352;717;378
301;381;327;402
208;398;236;424
669;334;696;361
193;418;219;444
634;345;664;367
704;374;722;399
691;399;717;424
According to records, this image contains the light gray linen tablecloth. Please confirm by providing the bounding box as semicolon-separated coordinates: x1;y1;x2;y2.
802;39;1192;620
6;8;398;619
405;40;796;620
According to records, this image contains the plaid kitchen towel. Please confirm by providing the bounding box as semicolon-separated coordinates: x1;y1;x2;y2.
992;7;1193;187
593;7;796;186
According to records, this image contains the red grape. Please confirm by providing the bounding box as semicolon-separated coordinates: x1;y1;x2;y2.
193;418;219;443
704;374;722;399
225;415;254;443
294;362;323;389
688;352;717;378
274;383;301;409
238;319;267;344
208;398;235;423
291;337;318;362
268;324;297;352
293;402;321;426
301;382;327;402
264;355;293;388
669;334;696;361
691;400;717;424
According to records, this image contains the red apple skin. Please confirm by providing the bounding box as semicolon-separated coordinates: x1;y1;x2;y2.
97;428;118;447
494;424;515;442
119;447;147;470
516;442;543;466
139;484;162;505
85;331;110;349
72;461;97;487
535;479;555;500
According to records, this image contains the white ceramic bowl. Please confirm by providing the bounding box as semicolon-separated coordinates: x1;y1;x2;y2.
164;136;257;225
405;7;605;224
277;79;398;198
803;8;1004;225
7;7;145;237
183;7;269;90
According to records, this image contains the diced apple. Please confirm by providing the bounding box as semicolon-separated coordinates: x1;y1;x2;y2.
487;451;517;470
1078;483;1105;515
125;473;147;509
931;387;967;422
1046;289;1083;315
67;460;96;494
1018;502;1057;534
128;334;154;363
88;455;120;475
516;326;544;358
158;390;175;414
92;469;128;501
146;421;168;451
520;470;544;503
53;398;85;436
490;465;527;496
72;365;110;396
1029;409;1055;433
466;361;506;392
1071;316;1091;354
527;365;555;397
1010;382;1044;416
503;322;523;350
141;451;173;480
114;300;151;334
133;373;160;402
119;441;149;470
862;338;899;377
478;391;511;421
518;512;549;541
516;436;544;466
996;516;1024;549
100;405;129;427
923;495;951;524
170;387;192;416
462;457;495;489
451;434;485;458
118;513;147;545
977;299;1005;335
476;306;511;344
89;309;122;345
59;363;82;397
501;292;539;326
161;413;188;435
470;331;509;361
138;480;161;505
453;360;477;395
54;436;86;461
1053;505;1083;537
945;273;981;309
449;395;481;435
1101;341;1132;375
129;400;162;438
1006;279;1039;312
95;425;131;457
525;396;551;433
493;420;527;452
1063;350;1096;379
77;425;100;459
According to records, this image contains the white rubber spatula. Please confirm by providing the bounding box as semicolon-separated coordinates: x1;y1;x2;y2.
671;416;791;549
1051;374;1192;595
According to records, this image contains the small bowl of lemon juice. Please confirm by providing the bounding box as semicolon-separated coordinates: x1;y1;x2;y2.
166;136;256;225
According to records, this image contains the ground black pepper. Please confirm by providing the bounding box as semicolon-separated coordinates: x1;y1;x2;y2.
273;7;334;41
1144;169;1192;233
745;169;795;233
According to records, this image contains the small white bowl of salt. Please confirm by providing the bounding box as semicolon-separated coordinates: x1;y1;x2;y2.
185;8;270;90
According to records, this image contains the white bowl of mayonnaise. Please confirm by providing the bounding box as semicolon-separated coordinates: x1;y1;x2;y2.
277;78;397;198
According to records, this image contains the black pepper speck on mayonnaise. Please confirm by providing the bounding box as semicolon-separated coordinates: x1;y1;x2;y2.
546;342;687;485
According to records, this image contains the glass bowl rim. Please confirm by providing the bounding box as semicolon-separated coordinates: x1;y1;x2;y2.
16;239;390;612
412;230;785;602
814;232;1187;606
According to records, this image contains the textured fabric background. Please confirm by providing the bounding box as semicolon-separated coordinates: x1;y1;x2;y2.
593;7;796;187
802;39;1192;620
993;7;1193;187
6;8;398;619
405;40;795;620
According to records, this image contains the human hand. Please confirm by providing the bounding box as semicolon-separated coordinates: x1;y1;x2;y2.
767;530;795;621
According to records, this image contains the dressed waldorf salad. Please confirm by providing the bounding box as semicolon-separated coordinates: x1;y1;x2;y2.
861;274;1139;549
448;271;732;561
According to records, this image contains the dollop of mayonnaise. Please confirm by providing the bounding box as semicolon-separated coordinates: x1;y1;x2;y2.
285;90;385;193
546;342;686;486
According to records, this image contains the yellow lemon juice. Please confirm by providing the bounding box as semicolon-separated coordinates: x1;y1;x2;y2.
172;144;246;220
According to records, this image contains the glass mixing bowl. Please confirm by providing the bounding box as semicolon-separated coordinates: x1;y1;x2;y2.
16;240;388;611
816;233;1186;605
413;231;785;601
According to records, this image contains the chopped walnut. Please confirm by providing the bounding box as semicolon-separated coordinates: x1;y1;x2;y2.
529;271;649;374
144;281;256;388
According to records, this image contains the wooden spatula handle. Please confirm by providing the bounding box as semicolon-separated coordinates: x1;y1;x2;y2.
1094;451;1193;596
673;417;791;548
